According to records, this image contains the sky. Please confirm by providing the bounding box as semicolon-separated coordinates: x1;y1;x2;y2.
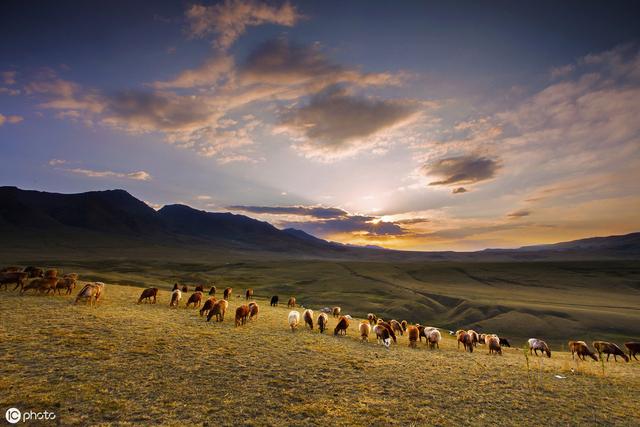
1;0;639;251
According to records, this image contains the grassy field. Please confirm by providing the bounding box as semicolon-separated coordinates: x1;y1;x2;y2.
1;283;639;426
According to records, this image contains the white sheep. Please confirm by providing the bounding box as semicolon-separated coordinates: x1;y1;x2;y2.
288;310;300;332
428;329;442;349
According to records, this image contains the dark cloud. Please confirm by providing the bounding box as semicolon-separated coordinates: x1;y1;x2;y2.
507;209;531;219
424;155;500;186
452;187;468;194
284;217;406;237
228;205;348;219
394;217;430;225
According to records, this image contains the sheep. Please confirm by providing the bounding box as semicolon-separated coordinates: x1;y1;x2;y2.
287;297;296;308
288;311;300;332
235;305;250;326
334;316;349;336
390;320;404;336
223;287;232;300
303;309;314;330
200;297;217;317
417;325;427;342
207;299;228;322
478;333;487;345
457;330;474;353
377;320;397;343
137;287;158;304
53;277;76;295
172;283;179;291
21;277;58;295
373;324;391;348
1;266;22;273
181;285;189;293
593;341;629;362
332;306;341;318
401;320;408;332
467;330;479;347
527;338;551;358
428;329;442;349
625;342;640;361
270;295;279;306
487;336;502;355
359;321;371;342
24;266;44;278
186;291;204;308
407;325;419;348
44;269;57;278
367;313;377;325
74;282;104;306
209;286;216;295
195;285;204;292
245;288;253;300
169;289;182;308
317;313;328;334
499;337;511;348
569;341;598;361
249;302;259;321
0;271;28;291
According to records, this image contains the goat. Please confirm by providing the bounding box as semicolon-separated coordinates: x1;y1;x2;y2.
593;341;629;362
207;299;228;322
527;338;551;358
186;291;203;308
200;297;217;317
137;287;158;304
569;341;598;361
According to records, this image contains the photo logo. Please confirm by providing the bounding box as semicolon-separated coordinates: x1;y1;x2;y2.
5;408;21;424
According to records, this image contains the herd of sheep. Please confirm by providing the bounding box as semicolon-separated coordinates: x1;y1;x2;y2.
2;265;639;362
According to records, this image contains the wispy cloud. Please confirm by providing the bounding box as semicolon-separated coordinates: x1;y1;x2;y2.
0;113;23;126
51;161;152;181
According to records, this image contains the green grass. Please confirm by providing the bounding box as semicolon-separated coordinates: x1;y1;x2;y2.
1;283;639;426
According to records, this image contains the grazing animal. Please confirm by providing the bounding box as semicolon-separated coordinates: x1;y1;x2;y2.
287;297;296;308
478;334;487;345
593;341;629;362
390;320;404;336
401;320;408;332
21;277;58;295
317;313;328;334
417;325;427;342
270;295;279;306
200;297;217;317
209;286;216;295
0;271;28;291
207;299;228;322
487;336;502;355
457;330;474;353
428;329;442;349
245;288;253;300
1;266;22;273
499;337;511;348
332;306;341;318
288;311;300;332
181;285;189;293
169;289;182;308
186;291;204;308
377;320;397;343
195;285;204;292
137;287;158;304
334;316;349;336
303;309;314;329
248;302;259;320
467;330;479;347
407;325;419;348
235;305;250;326
44;269;57;278
569;341;598;361
223;287;232;300
625;342;640;361
54;277;76;295
172;283;179;291
24;266;44;278
359;321;371;341
373;325;391;348
367;313;377;325
74;282;104;306
527;338;551;358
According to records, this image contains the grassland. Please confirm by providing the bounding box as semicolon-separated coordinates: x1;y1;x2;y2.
1;283;639;426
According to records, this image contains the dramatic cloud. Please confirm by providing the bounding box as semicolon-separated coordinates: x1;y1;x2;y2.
423;155;500;186
229;205;348;219
0;113;23;126
284;216;406;237
185;0;301;49
507;209;531;219
151;55;234;89
277;87;419;160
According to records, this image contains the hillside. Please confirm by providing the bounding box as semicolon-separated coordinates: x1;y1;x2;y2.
1;283;638;426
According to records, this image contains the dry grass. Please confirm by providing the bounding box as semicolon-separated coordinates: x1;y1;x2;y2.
1;283;639;426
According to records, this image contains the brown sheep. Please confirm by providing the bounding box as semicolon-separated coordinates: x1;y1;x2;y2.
359;321;371;342
1;266;22;273
401;320;408;332
181;285;189;293
186;291;203;308
200;297;217;317
209;285;216;295
207;299;228;322
332;306;341;318
479;333;487;345
390;320;404;336
317;313;328;333
625;342;640;361
270;295;279;306
249;302;259;320
169;289;182;308
367;313;377;325
223;287;232;300
467;330;479;347
245;288;253;300
63;273;79;281
24;266;44;278
487;336;502;355
172;283;179;291
21;277;58;295
303;309;314;329
195;285;204;292
235;304;250;326
137;287;158;304
287;296;296;308
44;269;57;278
407;325;419;348
377;320;397;343
417;325;427;342
373;324;391;348
569;341;598;361
54;277;76;295
0;271;28;291
74;282;104;306
593;341;629;362
457;330;474;353
334;316;349;336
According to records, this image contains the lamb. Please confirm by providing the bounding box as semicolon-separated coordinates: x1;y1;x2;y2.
428;329;442;349
625;342;640;361
317;313;328;334
248;302;259;321
333;316;349;336
303;309;314;329
569;341;598;361
235;305;250;326
169;289;182;308
527;338;551;358
288;311;300;332
200;297;217;317
287;296;296;308
332;306;341;318
390;320;404;336
359;321;371;342
137;287;158;304
407;325;419;348
487;336;502;355
373;324;391;348
593;341;629;362
186;291;203;308
207;299;228;322
270;295;279;306
245;288;253;300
